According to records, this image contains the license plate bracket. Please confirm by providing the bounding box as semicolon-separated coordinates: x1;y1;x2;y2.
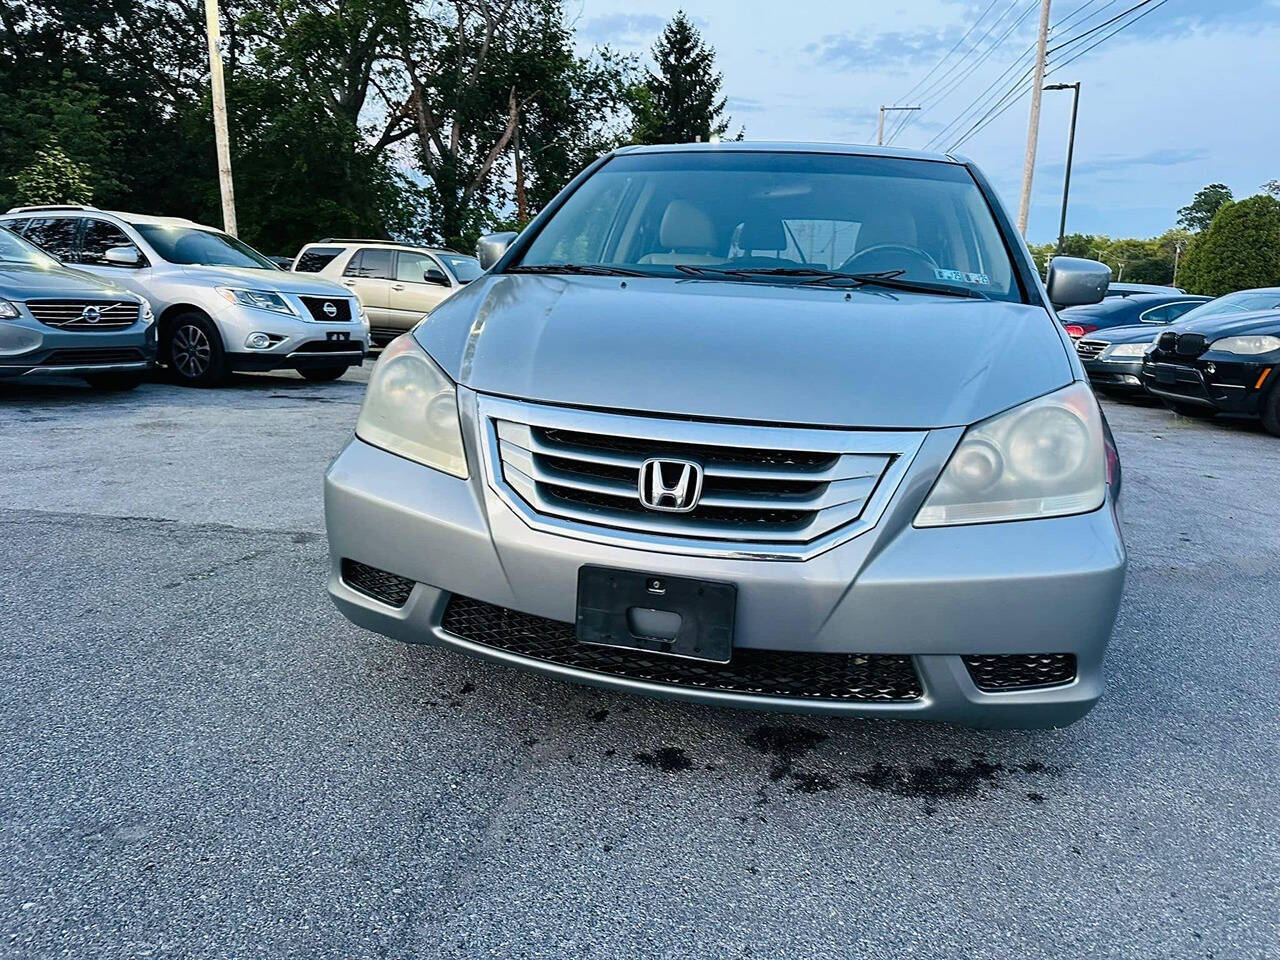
1155;365;1176;384
576;566;736;663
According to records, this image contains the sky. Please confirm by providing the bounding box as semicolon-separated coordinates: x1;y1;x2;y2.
567;0;1280;243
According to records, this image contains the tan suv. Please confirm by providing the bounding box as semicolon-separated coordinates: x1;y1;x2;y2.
292;240;482;344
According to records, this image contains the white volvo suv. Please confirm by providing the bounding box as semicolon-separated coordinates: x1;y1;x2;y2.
1;205;370;385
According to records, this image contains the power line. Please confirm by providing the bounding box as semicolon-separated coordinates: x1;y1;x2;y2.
949;0;1172;151
893;0;1004;107
915;0;1128;151
1047;0;1163;52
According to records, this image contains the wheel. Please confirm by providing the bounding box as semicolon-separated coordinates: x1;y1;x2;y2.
84;374;142;391
300;365;349;382
1261;379;1280;437
1166;401;1216;420
165;313;228;386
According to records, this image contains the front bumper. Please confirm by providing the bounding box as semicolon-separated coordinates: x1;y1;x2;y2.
0;313;157;379
1082;357;1145;391
1141;353;1277;414
211;300;369;372
324;403;1128;728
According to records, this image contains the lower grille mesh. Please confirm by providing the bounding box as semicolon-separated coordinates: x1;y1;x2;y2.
441;595;923;702
962;653;1077;691
341;559;415;607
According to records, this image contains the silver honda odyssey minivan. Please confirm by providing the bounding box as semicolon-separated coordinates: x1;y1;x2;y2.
325;142;1125;728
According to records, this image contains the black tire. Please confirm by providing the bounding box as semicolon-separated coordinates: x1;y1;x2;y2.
164;313;228;387
84;373;142;391
300;365;349;382
1166;401;1216;420
1261;379;1280;437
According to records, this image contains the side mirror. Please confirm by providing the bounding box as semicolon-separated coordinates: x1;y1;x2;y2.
424;268;450;287
476;231;517;270
104;245;143;266
1046;256;1109;309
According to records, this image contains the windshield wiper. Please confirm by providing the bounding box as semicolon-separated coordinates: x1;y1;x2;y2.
674;264;986;299
507;263;647;277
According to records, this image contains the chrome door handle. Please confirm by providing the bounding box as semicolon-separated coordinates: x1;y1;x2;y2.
341;280;356;287
391;284;405;291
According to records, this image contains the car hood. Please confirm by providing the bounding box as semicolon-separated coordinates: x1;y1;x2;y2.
178;265;351;296
414;275;1073;429
0;262;132;299
1172;308;1280;339
1089;323;1164;344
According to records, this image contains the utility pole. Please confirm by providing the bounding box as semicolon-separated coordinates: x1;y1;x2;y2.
1016;0;1053;236
1173;239;1185;286
877;105;920;146
1045;81;1080;252
203;0;237;236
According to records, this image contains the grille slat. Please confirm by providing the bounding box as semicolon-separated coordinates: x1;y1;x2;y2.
962;654;1077;691
488;405;914;548
442;595;923;702
39;348;145;366
1075;339;1107;360
26;300;139;330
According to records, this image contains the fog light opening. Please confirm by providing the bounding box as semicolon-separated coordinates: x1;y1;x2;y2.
245;332;273;350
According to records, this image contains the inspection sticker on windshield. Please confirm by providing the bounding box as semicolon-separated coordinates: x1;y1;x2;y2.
934;268;991;286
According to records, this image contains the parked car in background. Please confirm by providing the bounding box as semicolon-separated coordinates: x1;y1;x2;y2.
1059;292;1210;339
266;256;294;270
0;205;370;385
0;225;154;389
326;142;1124;728
1104;281;1186;298
1141;302;1280;435
292;239;482;345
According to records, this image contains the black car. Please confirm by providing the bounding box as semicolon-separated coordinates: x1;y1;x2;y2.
1141;297;1280;435
1059;292;1209;339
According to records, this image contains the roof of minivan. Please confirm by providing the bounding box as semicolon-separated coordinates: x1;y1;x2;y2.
612;141;962;164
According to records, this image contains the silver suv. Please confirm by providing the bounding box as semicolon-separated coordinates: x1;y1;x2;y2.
0;206;370;385
325;143;1126;728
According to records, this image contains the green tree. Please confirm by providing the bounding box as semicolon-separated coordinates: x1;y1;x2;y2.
13;141;93;205
632;11;734;145
1177;195;1280;296
1177;182;1233;232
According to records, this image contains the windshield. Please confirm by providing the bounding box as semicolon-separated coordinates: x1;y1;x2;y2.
515;151;1021;301
132;223;276;269
0;226;60;267
439;254;483;283
1178;290;1280;323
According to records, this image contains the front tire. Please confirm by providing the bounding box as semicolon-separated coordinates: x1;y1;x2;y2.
84;373;142;391
1260;378;1280;437
165;313;228;387
300;365;349;382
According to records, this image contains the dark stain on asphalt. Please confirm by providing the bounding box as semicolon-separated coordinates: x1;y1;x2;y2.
458;681;475;695
745;725;828;782
634;747;694;772
847;755;1051;801
590;708;609;722
790;770;839;794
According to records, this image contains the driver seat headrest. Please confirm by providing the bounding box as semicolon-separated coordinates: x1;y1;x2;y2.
658;200;716;252
738;217;786;251
856;208;918;250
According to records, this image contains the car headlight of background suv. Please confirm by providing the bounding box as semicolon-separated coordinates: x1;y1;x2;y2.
916;381;1106;527
355;335;468;479
1209;335;1280;355
1103;341;1154;360
215;287;297;316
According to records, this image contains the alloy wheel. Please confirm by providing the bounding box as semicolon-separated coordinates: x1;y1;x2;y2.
171;323;211;379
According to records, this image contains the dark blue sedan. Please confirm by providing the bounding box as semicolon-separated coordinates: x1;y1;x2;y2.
1058;292;1210;340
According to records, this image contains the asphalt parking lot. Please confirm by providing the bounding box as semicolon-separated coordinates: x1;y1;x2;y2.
1;367;1277;960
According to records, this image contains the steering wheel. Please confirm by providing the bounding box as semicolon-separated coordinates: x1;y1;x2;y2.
839;243;938;279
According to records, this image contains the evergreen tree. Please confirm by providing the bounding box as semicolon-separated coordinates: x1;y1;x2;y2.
1177;195;1280;296
1177;183;1233;232
632;12;734;145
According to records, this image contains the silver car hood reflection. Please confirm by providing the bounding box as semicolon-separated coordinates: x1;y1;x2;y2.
415;274;1073;429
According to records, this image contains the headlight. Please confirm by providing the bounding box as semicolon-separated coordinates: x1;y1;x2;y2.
0;299;18;319
915;382;1106;527
355;335;467;478
215;287;297;316
1104;342;1152;359
1209;335;1280;355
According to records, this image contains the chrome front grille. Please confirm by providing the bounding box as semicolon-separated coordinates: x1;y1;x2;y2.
479;396;925;559
26;300;140;329
1075;339;1107;360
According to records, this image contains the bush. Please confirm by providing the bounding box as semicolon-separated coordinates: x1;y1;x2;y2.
1177;195;1280;296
